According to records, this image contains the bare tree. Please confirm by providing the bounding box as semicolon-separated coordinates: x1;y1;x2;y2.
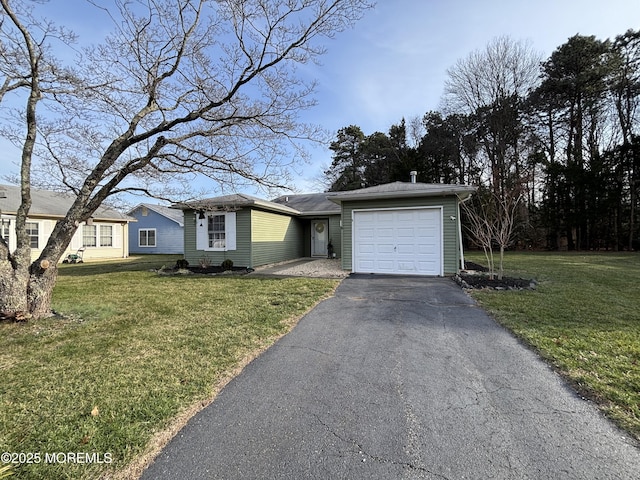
0;0;373;320
443;36;541;196
462;185;523;280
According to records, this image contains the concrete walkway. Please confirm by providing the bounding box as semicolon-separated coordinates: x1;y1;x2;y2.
250;257;348;278
141;275;640;479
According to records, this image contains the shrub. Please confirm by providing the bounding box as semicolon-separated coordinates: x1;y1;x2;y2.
175;259;189;269
221;259;233;271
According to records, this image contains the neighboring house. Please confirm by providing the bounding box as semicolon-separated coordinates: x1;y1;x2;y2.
127;203;184;254
0;184;133;262
175;180;476;276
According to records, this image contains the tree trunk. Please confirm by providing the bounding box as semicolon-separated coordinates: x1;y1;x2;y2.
0;256;58;320
0;260;30;320
27;262;58;319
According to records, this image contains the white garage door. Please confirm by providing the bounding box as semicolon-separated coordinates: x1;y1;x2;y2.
353;208;442;275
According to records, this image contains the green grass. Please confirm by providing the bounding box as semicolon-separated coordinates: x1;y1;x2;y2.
0;255;339;479
466;251;640;440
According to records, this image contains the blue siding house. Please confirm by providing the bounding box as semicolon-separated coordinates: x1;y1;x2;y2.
127;204;184;254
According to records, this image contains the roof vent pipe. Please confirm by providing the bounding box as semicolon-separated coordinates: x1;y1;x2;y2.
410;171;417;183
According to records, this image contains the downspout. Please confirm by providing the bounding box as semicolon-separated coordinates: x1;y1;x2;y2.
457;194;473;271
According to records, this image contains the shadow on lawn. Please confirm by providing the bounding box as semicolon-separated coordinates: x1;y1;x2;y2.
56;255;183;277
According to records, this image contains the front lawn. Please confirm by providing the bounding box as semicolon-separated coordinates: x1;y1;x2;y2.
466;251;640;441
0;255;339;480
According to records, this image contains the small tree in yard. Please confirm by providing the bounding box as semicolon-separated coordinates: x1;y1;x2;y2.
0;0;373;320
462;185;523;280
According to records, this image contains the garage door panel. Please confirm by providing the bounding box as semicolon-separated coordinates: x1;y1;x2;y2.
377;259;395;271
397;243;418;254
358;243;375;254
396;227;417;239
376;227;394;238
376;243;395;255
396;211;416;222
353;208;442;276
416;261;438;271
397;262;416;272
376;211;395;221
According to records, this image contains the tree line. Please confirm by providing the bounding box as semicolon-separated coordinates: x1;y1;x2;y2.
324;33;640;251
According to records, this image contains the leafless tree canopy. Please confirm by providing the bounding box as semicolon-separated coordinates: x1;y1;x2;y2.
0;0;373;320
1;0;373;201
443;35;541;114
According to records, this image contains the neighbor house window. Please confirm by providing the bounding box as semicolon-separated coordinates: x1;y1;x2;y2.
139;229;156;247
82;225;97;247
208;214;225;248
26;222;39;248
100;225;113;247
1;219;10;247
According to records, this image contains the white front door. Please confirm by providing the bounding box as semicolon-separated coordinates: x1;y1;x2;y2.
311;220;328;257
353;208;443;275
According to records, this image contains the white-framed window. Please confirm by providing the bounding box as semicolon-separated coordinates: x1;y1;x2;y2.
71;222;121;250
1;218;10;247
196;211;236;251
208;214;226;249
100;225;113;247
139;228;156;247
26;221;39;248
82;225;97;247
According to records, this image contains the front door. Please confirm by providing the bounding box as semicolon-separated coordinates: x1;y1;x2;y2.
311;220;328;257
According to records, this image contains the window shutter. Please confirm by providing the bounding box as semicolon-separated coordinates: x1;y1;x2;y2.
196;213;208;250
113;224;121;248
42;221;54;248
70;227;82;250
226;212;236;251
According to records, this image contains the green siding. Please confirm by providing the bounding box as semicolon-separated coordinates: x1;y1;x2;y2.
183;209;252;267
327;215;342;258
250;209;304;267
340;196;462;275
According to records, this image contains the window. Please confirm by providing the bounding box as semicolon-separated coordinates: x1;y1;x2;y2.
1;219;10;247
100;225;113;247
82;225;97;247
139;229;156;247
26;222;39;248
208;214;226;248
79;223;118;248
196;211;235;251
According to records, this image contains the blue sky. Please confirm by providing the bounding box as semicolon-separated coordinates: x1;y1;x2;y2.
296;0;640;191
1;0;639;201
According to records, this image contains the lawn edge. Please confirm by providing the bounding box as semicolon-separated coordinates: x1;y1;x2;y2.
473;294;640;445
103;279;342;480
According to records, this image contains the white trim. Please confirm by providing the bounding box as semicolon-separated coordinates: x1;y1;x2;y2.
351;206;444;276
195;211;236;252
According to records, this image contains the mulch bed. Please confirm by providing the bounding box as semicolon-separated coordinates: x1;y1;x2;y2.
455;261;537;291
155;266;254;276
187;266;253;275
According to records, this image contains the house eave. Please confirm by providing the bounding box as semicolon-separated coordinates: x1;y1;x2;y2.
128;203;184;227
296;210;341;217
326;185;476;204
0;211;133;223
173;198;300;216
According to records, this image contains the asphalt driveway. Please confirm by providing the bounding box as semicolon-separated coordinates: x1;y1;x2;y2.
141;275;640;479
